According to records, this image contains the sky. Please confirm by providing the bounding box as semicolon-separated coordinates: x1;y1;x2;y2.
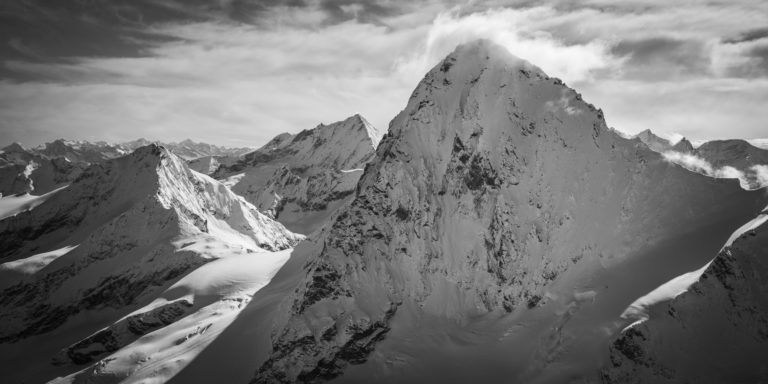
0;0;767;148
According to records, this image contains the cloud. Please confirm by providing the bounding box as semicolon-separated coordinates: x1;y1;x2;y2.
0;4;625;147
610;37;709;80
0;18;429;146
545;89;582;115
712;37;768;78
2;0;768;148
722;27;768;44
752;165;768;187
411;7;621;84
581;77;768;140
661;151;768;189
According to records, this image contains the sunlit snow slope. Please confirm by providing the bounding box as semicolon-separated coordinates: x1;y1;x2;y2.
0;144;303;383
601;207;768;384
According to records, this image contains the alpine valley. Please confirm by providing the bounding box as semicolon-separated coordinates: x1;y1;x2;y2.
1;40;767;384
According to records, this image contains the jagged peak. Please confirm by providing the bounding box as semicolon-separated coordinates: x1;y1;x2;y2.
634;129;663;140
453;39;540;68
391;37;612;148
403;39;555;114
128;143;173;165
45;139;70;148
353;113;384;148
436;39;547;83
2;142;26;152
288;114;379;149
671;137;694;152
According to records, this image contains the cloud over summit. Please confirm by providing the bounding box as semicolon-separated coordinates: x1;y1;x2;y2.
1;0;767;147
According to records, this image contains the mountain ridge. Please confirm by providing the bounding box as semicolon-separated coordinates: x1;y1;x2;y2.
212;114;383;234
171;39;768;384
0;144;303;383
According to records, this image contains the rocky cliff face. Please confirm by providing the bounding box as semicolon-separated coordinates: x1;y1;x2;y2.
169;40;767;384
0;145;302;383
214;114;383;234
601;210;768;383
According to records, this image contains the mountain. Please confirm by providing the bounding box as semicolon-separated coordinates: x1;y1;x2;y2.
670;137;693;153
170;40;768;384
695;139;768;170
34;139;128;164
188;155;222;175
634;129;674;152
0;144;303;383
601;208;768;383
749;138;768;149
0;138;253;206
0;142;91;198
635;131;768;189
122;138;253;160
213;114;384;234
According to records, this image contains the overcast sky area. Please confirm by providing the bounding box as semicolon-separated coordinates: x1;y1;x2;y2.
0;0;767;148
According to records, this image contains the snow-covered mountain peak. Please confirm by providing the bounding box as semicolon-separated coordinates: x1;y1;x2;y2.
129;142;172;164
350;113;385;148
395;39;603;149
0;142;303;382
235;113;378;172
174;39;768;384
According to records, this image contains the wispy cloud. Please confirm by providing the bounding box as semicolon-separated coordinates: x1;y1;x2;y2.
752;164;768;187
1;0;767;147
662;151;768;189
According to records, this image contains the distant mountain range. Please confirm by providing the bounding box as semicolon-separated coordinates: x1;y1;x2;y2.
0;139;253;197
1;40;768;384
633;129;768;189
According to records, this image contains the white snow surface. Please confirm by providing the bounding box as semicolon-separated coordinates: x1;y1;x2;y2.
0;245;78;275
0;185;67;220
220;172;245;188
51;248;293;384
621;210;768;330
0;145;303;384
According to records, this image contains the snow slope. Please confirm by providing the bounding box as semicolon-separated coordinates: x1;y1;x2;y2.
0;185;66;220
213;114;383;234
171;40;768;384
0;144;302;383
51;249;293;384
601;207;768;383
